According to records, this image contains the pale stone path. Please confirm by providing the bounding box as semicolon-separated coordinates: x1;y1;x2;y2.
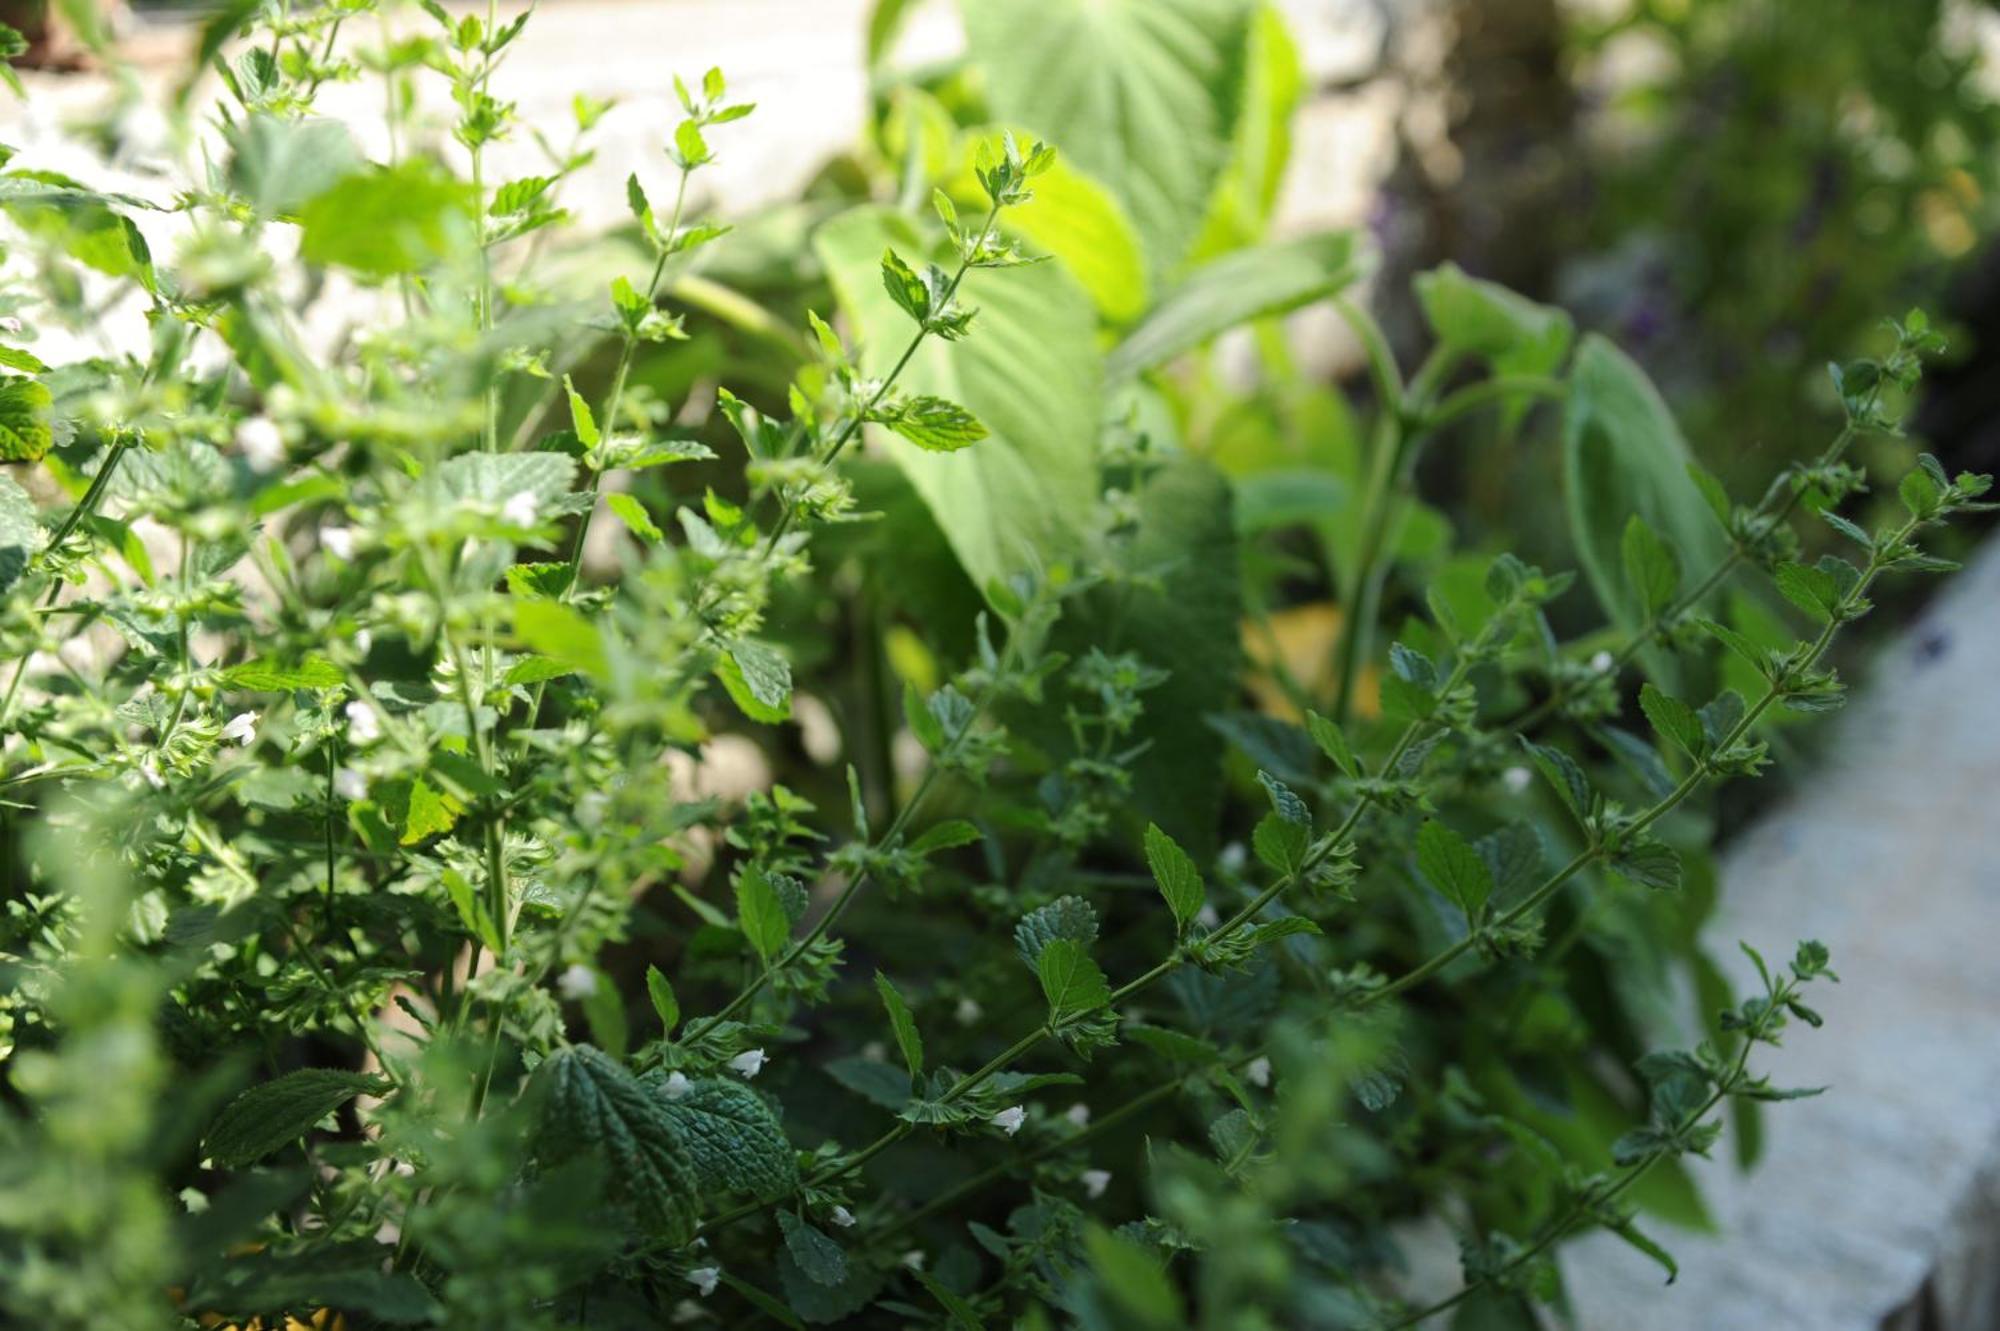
1564;539;2000;1329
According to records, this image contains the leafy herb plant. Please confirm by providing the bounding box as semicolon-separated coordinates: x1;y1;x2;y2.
0;3;1987;1330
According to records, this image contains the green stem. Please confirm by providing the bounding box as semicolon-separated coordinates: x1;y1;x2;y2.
558;165;691;597
1509;416;1863;733
681;620;1024;1042
1384;507;1912;1002
0;438;132;731
1383;982;1781;1329
759;199;1001;557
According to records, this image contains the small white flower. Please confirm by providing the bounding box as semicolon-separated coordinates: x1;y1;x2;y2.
660;1071;692;1100
1590;649;1616;674
991;1105;1026;1136
138;757;166;789
900;1250;926;1272
729;1048;767;1079
1196;904;1221;929
955;997;983;1026
685;1266;720;1298
502;489;540;527
670;1300;704;1325
220;711;259;747
1064;1102;1091;1128
556;964;597;1000
354;628;374;656
345;700;382;745
1502;765;1532;794
1246;1056;1272;1089
333;766;367;801
235;415;285;472
1081;1168;1112;1199
828;1205;856;1229
1219;842;1247;873
861;1041;888;1063
321;526;355;560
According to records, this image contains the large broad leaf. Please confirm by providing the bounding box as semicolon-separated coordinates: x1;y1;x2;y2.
534;1045;698;1243
203;1068;390;1168
959;0;1255;277
961;134;1149;324
0;170;156;292
298;160;477;278
647;1074;798;1202
816;207;1099;602
1562;336;1729;684
1109;231;1361;381
1040;455;1242;856
227;115;363;219
1192;2;1304;257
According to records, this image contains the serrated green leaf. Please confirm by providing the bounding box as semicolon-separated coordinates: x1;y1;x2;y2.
884;394;987;452
1611;838;1682;891
1014;895;1098;967
1304;709;1359;779
735;866;791;964
717;639;791;723
645;965;678;1035
438;450;577;507
874;972;924;1078
399;777;459;845
298;160;476;277
1416;819;1492;918
0;378;52;461
1621;515;1681;618
563;374;600;449
1520;737;1594;826
536;1046;697;1242
778;1211;847;1288
1773;560;1840;623
222;655;344;692
1037;937;1111;1017
204;1068;391;1168
1639;683;1705;761
908;819;982;855
0;473;36;592
604;491;661;543
1143;823;1204;931
649;1075;797;1201
515;599;606;679
1251;811;1307;875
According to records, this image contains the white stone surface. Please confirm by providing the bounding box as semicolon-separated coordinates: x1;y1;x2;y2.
1564;538;2000;1328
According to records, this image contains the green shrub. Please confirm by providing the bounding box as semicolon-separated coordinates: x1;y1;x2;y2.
0;3;1986;1329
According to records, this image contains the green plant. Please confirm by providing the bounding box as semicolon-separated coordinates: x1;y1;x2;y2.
0;2;1987;1329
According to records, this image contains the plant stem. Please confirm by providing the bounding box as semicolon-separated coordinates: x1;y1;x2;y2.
681;618;1025;1042
1381;978;1783;1328
759;200;1002;557
1508;415;1865;733
558;165;692;597
0;438;132;732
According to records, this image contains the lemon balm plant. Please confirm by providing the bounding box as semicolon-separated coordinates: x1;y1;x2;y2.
0;1;1989;1329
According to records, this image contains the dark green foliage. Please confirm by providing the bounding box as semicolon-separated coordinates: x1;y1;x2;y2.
203;1068;391;1167
0;4;1985;1329
535;1046;699;1243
